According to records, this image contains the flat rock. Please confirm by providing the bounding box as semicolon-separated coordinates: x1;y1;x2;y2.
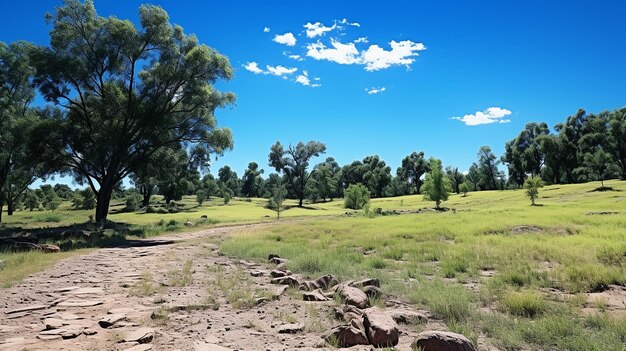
46;312;83;321
300;275;337;291
69;287;105;295
303;289;330;302
322;319;369;347
43;318;65;330
124;344;153;351
363;307;400;347
99;313;127;328
412;331;476;351
270;275;301;287
54;286;80;293
277;323;304;334
270;269;291;278
57;299;104;307
350;278;380;288
108;308;136;315
338;285;369;309
123;328;155;344
389;310;428;324
194;341;233;351
6;305;47;314
83;328;98;336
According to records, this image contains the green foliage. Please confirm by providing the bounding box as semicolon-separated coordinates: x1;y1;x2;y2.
343;183;370;210
268;185;287;219
459;182;471;197
397;151;429;194
524;177;544;205
124;193;142;212
576;148;619;188
420;158;451;209
268;140;326;207
501;291;548;318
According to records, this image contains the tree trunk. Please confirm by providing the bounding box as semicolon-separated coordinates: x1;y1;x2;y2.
142;186;152;207
7;199;13;216
0;201;3;223
95;178;115;223
298;196;303;207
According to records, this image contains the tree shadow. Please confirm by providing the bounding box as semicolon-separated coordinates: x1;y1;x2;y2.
0;221;174;253
589;186;619;192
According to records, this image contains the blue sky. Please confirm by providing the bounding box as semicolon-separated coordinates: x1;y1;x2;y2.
2;0;626;182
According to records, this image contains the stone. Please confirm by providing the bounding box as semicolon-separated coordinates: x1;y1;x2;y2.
389;310;428;324
334;305;363;322
269;256;288;265
303;289;330;302
40;326;84;339
412;331;476;351
46;312;83;321
362;285;383;298
300;275;337;291
270;269;291;278
54;286;80;292
124;344;153;351
270;275;300;287
108;308;136;315
200;215;208;219
6;304;47;314
40;244;61;253
363;307;400;347
184;221;194;227
37;334;62;341
43;318;65;330
350;278;380;288
277;323;304;334
249;270;264;277
193;341;232;351
338;285;369;309
57;299;104;307
83;328;98;336
322;319;369;347
69;287;105;295
98;313;127;328
123;328;155;344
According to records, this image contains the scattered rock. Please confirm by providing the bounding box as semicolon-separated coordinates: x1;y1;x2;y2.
69;287;105;295
363;307;399;347
124;344;153;351
184;221;194;227
412;331;476;351
40;326;84;339
83;328;98;336
271;275;301;287
362;286;383;299
270;269;291;278
200;215;208;219
249;270;264;277
123;328;155;344
334;305;364;323
277;323;304;334
350;278;380;288
108;308;135;315
40;244;61;253
322;319;369;347
300;275;338;291
43;318;65;330
268;255;288;265
303;289;330;302
6;304;47;314
389;310;428;324
57;299;104;307
338;285;369;309
193;340;232;351
98;313;127;328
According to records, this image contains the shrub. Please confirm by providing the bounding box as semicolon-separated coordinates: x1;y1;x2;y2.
501;291;548;318
124;194;142;211
459;182;472;197
524;177;544;206
344;183;370;210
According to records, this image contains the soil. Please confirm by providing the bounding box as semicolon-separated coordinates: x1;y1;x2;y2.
0;224;434;351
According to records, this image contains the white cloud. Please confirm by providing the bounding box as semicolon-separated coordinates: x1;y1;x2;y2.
306;39;360;65
360;40;426;71
339;18;360;27
303;21;336;38
452;107;512;126
273;32;296;46
263;27;271;33
295;70;321;87
243;62;264;74
266;65;298;76
354;37;369;43
289;54;304;61
366;87;386;95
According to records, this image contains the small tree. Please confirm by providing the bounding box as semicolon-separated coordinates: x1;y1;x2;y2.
344;183;370;210
46;192;62;211
268;185;287;219
24;190;40;211
524;177;544;206
124;194;142;212
420;158;451;209
459;182;471;197
80;189;96;210
577;148;619;189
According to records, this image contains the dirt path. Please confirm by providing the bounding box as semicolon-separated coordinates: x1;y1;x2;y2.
0;224;428;351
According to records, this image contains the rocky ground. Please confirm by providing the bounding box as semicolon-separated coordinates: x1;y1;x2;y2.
0;224;476;351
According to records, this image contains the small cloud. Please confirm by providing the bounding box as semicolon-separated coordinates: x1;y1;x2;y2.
273;32;297;46
306;39;360;65
360;40;426;71
366;87;386;95
243;62;264;74
451;107;512;126
303;21;337;38
354;37;369;44
263;27;271;33
295;70;321;87
266;65;298;76
289;54;304;61
340;18;360;27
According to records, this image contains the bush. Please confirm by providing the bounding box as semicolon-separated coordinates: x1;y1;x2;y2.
124;194;142;211
344;183;370;210
524;177;544;206
501;291;548;318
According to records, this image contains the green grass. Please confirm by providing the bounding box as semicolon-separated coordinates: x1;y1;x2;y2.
218;179;626;350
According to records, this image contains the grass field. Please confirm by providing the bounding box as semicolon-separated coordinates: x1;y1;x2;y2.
1;180;626;350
